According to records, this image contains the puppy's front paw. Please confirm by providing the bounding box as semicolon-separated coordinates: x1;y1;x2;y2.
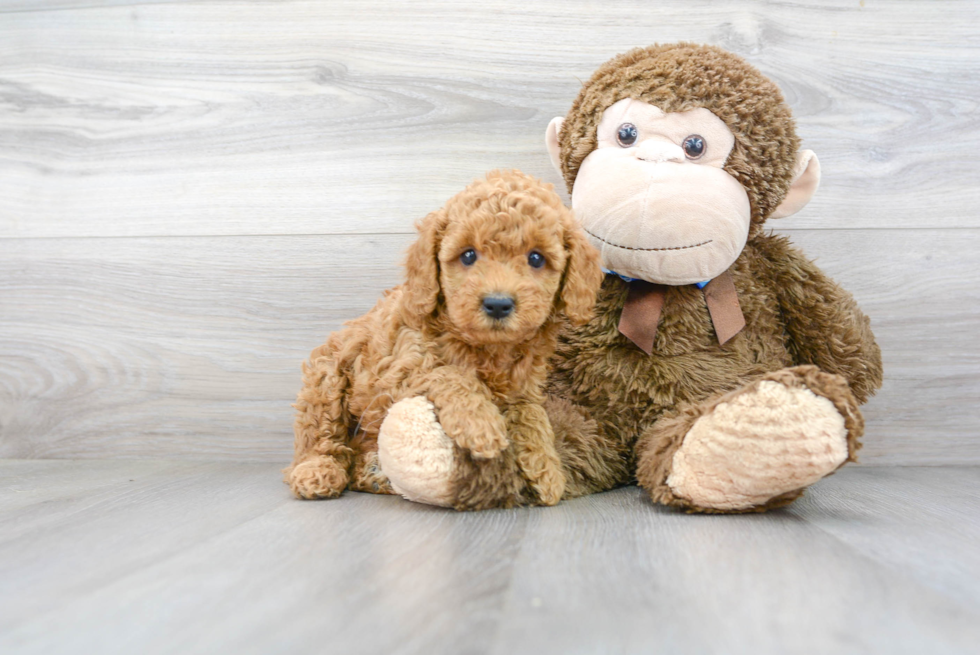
450;403;509;460
461;429;508;460
378;397;456;507
532;467;566;506
288;456;349;499
434;397;509;460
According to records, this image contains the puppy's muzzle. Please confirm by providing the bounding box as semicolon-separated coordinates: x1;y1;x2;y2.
482;295;515;320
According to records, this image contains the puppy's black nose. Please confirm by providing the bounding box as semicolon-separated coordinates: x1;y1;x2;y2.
482;295;515;320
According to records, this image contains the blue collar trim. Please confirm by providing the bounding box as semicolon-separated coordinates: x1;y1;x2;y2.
603;268;637;283
604;268;710;289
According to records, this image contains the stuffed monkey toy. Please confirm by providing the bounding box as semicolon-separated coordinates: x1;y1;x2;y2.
377;43;883;512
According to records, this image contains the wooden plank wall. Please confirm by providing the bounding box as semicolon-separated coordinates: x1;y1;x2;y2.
1;0;977;464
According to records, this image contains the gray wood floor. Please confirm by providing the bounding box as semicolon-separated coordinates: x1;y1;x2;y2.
1;460;978;655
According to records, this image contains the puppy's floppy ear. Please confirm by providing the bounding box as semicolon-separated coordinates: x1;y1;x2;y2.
403;208;448;325
558;212;603;326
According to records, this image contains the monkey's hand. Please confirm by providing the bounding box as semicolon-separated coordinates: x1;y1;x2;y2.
377;396;456;507
377;396;532;510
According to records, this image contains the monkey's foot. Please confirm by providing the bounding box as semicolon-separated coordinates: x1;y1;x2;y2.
377;397;455;507
638;366;863;512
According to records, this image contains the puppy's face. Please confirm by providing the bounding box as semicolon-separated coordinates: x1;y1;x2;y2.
438;200;566;345
403;171;603;342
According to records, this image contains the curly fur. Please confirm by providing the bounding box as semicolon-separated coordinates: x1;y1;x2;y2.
285;170;603;505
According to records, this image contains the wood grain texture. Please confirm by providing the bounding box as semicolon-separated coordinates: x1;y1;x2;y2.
1;228;977;464
0;461;978;654
1;0;977;465
0;0;978;237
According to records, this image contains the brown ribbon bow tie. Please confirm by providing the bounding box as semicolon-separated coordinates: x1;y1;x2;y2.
617;270;745;355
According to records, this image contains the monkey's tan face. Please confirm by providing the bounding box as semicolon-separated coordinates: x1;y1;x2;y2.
560;99;751;286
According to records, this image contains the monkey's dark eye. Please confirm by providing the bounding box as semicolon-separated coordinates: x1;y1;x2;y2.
460;249;478;266
616;123;638;147
528;251;546;269
682;135;706;159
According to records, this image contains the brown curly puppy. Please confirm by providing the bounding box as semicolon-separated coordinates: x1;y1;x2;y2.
285;170;602;507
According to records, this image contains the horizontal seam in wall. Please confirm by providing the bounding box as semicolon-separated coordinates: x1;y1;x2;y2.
1;225;979;242
0;1;183;16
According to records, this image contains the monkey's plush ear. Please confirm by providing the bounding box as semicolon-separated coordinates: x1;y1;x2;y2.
402;208;446;324
771;150;821;219
545;117;565;176
559;219;604;326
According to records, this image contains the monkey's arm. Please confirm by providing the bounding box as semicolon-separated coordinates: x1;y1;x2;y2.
756;235;883;403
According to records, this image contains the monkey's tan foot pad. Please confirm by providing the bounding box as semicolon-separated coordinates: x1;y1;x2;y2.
666;379;849;511
378;397;455;507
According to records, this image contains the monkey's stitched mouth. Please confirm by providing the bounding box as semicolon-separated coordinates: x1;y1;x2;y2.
583;227;713;252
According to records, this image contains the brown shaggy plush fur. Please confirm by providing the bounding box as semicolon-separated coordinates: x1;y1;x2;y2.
285;170;603;507
535;44;884;512
545;235;882;509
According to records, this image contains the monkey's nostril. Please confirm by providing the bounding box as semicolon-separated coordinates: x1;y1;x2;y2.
636;142;685;163
482;295;515;320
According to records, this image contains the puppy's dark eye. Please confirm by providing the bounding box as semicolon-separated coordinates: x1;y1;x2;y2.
616;123;638;147
459;249;477;266
527;251;546;269
682;135;705;159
